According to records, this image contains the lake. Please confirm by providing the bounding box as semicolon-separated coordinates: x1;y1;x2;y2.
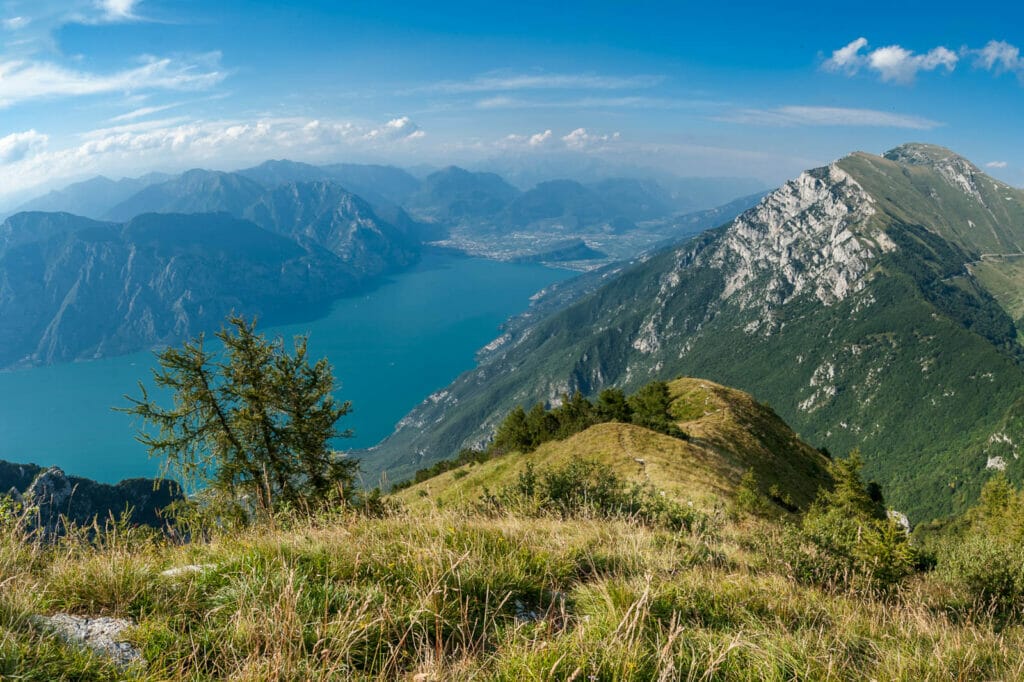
0;253;573;483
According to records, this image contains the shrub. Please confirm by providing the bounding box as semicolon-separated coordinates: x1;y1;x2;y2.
479;459;702;532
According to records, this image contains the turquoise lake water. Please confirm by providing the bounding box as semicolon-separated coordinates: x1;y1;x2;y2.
0;254;573;483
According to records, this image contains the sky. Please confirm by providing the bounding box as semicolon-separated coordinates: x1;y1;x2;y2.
1;0;1023;205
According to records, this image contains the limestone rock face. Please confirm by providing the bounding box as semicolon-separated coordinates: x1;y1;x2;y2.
707;164;893;311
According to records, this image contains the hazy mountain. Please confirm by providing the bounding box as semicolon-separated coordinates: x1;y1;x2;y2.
406;166;521;223
104;170;266;221
244;181;419;273
11;174;171;220
236;159;331;186
501;180;619;231
320;163;422;207
0;212;352;368
369;144;1024;521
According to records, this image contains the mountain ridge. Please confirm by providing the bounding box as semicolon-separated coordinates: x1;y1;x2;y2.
370;144;1024;521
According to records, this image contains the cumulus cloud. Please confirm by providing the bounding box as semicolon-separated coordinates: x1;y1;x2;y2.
497;128;621;153
0;116;427;198
561;128;621;149
0;54;224;108
986;160;1009;168
362;116;425;141
972;40;1023;74
825;37;1024;84
721;105;942;130
824;37;957;83
0;129;48;163
824;37;869;75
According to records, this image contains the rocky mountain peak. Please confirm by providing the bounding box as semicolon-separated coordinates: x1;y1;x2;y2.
701;163;893;318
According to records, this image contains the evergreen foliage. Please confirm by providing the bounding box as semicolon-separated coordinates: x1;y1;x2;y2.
121;315;356;513
772;450;916;591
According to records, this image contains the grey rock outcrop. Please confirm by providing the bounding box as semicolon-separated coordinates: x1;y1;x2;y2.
35;613;144;668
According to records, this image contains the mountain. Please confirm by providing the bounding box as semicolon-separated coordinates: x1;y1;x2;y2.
319;163;422;208
501;180;623;231
0;460;180;533
370;144;1024;522
236;159;330;187
397;377;832;514
104;170;266;221
406;166;521;223
586;177;676;222
11;174;170;220
244;181;419;273
0;212;351;367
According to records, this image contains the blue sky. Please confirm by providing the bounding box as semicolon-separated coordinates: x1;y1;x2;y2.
1;0;1023;203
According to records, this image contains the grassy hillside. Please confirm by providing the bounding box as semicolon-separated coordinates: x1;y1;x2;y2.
4;489;1024;679
398;378;831;514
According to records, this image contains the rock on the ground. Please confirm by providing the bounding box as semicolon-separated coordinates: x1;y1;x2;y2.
35;613;145;668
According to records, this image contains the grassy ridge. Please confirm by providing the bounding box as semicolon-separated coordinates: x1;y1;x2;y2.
398;378;831;514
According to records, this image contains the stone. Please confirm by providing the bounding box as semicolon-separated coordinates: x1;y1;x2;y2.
35;613;145;668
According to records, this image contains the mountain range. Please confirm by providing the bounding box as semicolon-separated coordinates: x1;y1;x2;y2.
369;143;1024;522
0;161;758;368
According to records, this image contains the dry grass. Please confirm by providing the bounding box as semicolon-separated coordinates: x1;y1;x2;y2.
1;504;1024;680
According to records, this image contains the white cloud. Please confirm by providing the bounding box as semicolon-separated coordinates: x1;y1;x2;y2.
721;105;942;130
986;160;1008;168
869;45;957;83
109;102;183;122
562;128;621;150
362;116;424;141
412;72;664;94
0;116;427;199
499;128;621;152
0;54;224;108
823;37;869;75
972;40;1023;74
2;16;30;30
529;130;553;147
823;38;958;83
98;0;138;20
475;94;723;110
0;129;48;163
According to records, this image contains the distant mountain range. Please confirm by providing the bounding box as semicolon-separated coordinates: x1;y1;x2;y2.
369;144;1024;522
0;160;760;369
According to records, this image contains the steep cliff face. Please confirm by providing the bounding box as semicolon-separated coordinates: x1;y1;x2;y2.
244;181;420;274
0;213;350;367
0;173;425;368
369;145;1024;521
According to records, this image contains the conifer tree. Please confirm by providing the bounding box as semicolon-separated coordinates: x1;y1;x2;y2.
121;315;355;512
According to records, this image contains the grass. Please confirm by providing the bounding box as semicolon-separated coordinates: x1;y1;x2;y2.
4;502;1024;680
397;378;831;516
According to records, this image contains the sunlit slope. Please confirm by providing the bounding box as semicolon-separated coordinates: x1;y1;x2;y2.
397;378;832;512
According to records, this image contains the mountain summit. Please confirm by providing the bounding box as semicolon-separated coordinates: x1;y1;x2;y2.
372;145;1024;521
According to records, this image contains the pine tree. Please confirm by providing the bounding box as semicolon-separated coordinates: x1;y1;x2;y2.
594;387;632;423
491;405;532;453
121;315;355;512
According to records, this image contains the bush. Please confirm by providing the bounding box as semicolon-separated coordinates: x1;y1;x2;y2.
768;451;916;591
940;534;1024;615
479;459;702;532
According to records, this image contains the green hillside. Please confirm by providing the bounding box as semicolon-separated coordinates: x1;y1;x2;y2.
370;145;1024;523
398;378;831;514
